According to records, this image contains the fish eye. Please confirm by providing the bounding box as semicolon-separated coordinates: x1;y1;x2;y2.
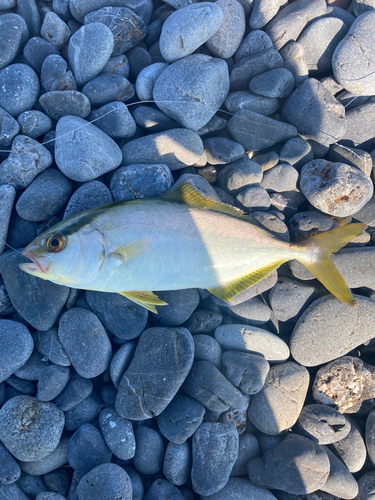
46;235;66;252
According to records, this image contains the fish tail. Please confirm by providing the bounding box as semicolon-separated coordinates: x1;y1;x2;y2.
295;223;367;306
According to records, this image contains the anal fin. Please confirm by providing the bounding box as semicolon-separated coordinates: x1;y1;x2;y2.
118;291;167;313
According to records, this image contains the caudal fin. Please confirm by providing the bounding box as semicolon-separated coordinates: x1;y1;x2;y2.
297;223;367;306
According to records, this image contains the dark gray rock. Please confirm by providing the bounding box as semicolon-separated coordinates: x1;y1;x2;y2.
63;180;113;219
69;0;130;23
101;54;130;78
231;433;260;477
34;327;70;367
0;396;64;461
6;213;39;250
320;446;358;499
23;37;59;73
144;479;183;500
0;278;14;315
132;426;165;474
0;64;39;117
68;23;114;87
109;342;136;389
288;210;338;242
328;144;372;176
17;0;40;38
200;477;277;500
0;14;29;70
340;102;375;150
236;186;271;210
19;436;69;476
225;90;281;116
133;105;180;134
0;483;35;499
99;407;135;460
279;137;313;170
0;250;69;331
82;74;134;107
222;351;269;395
249;68;295;99
84;6;147;56
279;41;309;87
151;289;200;326
41;12;70;50
203;137;244;165
40;54;77;92
122;128;204;171
89;102;136;139
218;157;263;193
86;291;148;340
261;164;298;193
163;441;191;485
77;463;132;500
154;54;229;131
123;467;143;500
116;326;194;420
235;30;273;62
357;471;375;500
54;370;93;411
0;185;15;255
0;107;19;148
68;423;112;476
12;351;49;381
39;91;91;121
193;334;222;369
230;49;284;91
184;309;223;334
5;375;34;395
269;277;318;323
135;62;168;101
17;110;52;140
330;415;366;473
110;164;173;202
37;365;70;401
55;115;122;182
295;404;351;444
191;422;239;496
0;442;21;485
64;392;101;430
16;169;72;222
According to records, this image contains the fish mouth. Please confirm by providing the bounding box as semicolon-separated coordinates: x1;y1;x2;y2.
20;250;51;274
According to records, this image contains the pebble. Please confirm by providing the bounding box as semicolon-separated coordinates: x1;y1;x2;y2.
144;479;183;500
224;90;281;116
0;442;21;485
109;342;136;389
0;107;19;148
320;446;358;499
184;309;222;334
55;116;122;182
16;168;72;222
36;365;70;401
230;49;284;91
222;351;269;395
132;426;165;475
98;407;135;460
101;54;130;78
17;110;52;140
0;64;39;117
191;422;238;496
23;37;59;74
249;68;295;99
0;395;64;461
39;90;91;121
115;327;194;419
250;0;280;29
40;12;70;50
248;433;330;495
0;185;15;255
200;477;276;500
282;78;347;146
214;324;290;362
82;74;134;107
152;289;200;325
67;423;112;476
295;404;351;444
225;296;272;324
234;30;273;62
0;320;33;384
40;55;77;92
204;137;244;165
0;251;69;331
76;463;132;500
330;414;366;473
329;143;373;175
269;277;318;323
54;371;93;412
132;105;179;133
279;137;313;170
19;436;69;476
63;180;113;219
261;163;298;193
357;471;375;500
218;157;263;193
341;102;375;151
84;7;148;56
333;12;375;95
193;334;222;369
110;164;173;202
163;441;191;485
0;14;29;71
12;350;49;381
17;0;41;38
89;102;136;139
279;41;309;87
68;23;114;87
122;128;204;171
153;54;229;131
135;62;169;100
0;483;35;499
123;466;143;500
230;433;260;477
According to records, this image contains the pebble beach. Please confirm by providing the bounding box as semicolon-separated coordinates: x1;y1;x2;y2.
1;0;375;499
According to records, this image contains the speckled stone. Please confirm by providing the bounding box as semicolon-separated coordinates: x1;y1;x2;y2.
279;41;309;87
132;426;164;475
89;102;136;139
19;436;69;476
63;180;113;219
224;90;281;116
230;49;284;91
295;404;351;444
99;407;135;460
41;12;70;50
0;14;29;71
0;64;40;117
163;441;191;485
193;334;222;369
0;319;33;383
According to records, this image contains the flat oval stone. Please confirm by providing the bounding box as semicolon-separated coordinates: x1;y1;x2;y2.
153;54;229;131
115;327;194;420
0;319;33;383
321;446;359;499
222;351;269;395
0;14;29;70
249;68;295;99
63;180;113;219
19;436;69;476
230;49;284;91
295;404;351;444
55;116;122;182
331;415;366;473
333;11;375;95
200;477;277;500
0;396;64;461
109;342;136;389
133;426;164;474
99;407;135;460
89;102;136;139
0;64;39;117
159;3;223;62
225;90;281;116
163;441;191;486
76;463;132;500
82;74;134;107
135;62;169;101
39;91;91;121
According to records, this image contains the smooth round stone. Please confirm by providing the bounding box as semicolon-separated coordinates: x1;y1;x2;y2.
249;0;280;29
279;41;309;87
341;102;375;151
144;479;183;500
17;111;52;140
248;433;330;495
153;54;229;131
39;91;90;121
222;351;269;395
151;289;200;326
226;296;272;324
58;308;112;379
282;78;346;146
122;129;204;171
82;74;134;107
236;186;270;210
321;446;358;499
135;62;169;100
329;143;372;175
17;0;41;37
16;169;72;222
0;107;19;148
269;277;318;323
235;30;273;62
291;295;375;367
299;17;348;74
163;441;191;485
116;327;194;420
214;324;290;362
34;328;70;367
0;442;21;485
218;157;262;194
76;463;132;500
109;342;136;389
0;320;33;383
86;291;147;340
200;477;276;500
261;163;298;192
99;407;135;460
249;68;295;99
12;350;49;381
101;54;130;78
0;396;64;461
0;64;39;117
0;14;29;70
23;37;59;74
184;309;223;334
63;180;113;220
333;12;375;95
133;106;180;133
36;365;70;402
19;436;69;476
54;371;93;412
231;434;260;477
68;423;112;475
110;164;173;202
41;12;70;50
89;102;136;139
0;251;69;331
295;404;351;444
0;184;15;255
279;137;313;169
203;137;244;165
300;159;373;216
40;54;77;92
84;6;147;56
159;3;223;62
330;414;366;473
225;90;281;116
205;0;245;58
191;422;239;497
193;334;222;369
133;426;165;474
68;23;114;87
55;116;122;182
357;471;375;500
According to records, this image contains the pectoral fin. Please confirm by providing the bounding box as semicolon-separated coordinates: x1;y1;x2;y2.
208;260;286;302
110;238;152;262
118;291;167;313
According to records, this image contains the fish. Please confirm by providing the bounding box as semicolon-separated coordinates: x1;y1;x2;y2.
19;180;366;312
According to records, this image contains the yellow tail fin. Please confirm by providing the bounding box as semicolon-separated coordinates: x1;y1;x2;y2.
297;223;367;306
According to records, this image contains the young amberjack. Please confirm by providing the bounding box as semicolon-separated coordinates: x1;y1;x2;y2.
19;180;366;312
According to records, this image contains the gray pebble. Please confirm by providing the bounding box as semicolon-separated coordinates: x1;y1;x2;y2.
109;342;136;389
0;319;33;384
203;137;244;165
356;471;375;500
225;296;272;324
279;41;309;87
65;391;101;430
5;375;34;395
116;327;194;420
330;415;366;473
58;308;112;378
225;90;281;116
122;128;204;171
99;407;135;460
231;433;260;477
300;159;373;216
0;442;21;485
218;157;263;193
321;446;358;499
144;479;183;500
0;395;64;461
214;324;290;362
41;12;70;50
82;74;134;107
39;91;91;121
17;110;52;140
295;404;351;444
269;277;318;323
34;328;70;367
13;351;49;381
68;23;114;87
184;309;223;334
90;102;136;139
163;441;191;485
282;78;346;146
279;137;313;170
0;483;34;500
0;14;29;71
0;185;15;255
253;151;280;172
230;49;284;91
84;7;147;56
123;466;143;500
63;180;113;219
341;102;375;151
19;436;69;476
68;423;112;475
6;213;39;250
40;54;77;92
152;289;200;326
110;164;173;202
54;370;93;411
135;62;168;101
17;0;40;38
329;143;373;176
261;163;298;193
236;186;270;210
37;365;70;401
193;334;222;369
249;68;295;99
0;64;39;117
133;105;180;134
0;107;19;148
23;37;59;74
77;463;132;500
101;54;130;78
86;291;148;340
250;0;280;29
132;426;165;474
222;351;269;395
200;477;276;500
235;30;273;62
16;169;72;222
288;210;337;242
55;116;122;182
191;422;238;496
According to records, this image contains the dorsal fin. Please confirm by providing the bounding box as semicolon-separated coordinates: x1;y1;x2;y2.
160;180;248;220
